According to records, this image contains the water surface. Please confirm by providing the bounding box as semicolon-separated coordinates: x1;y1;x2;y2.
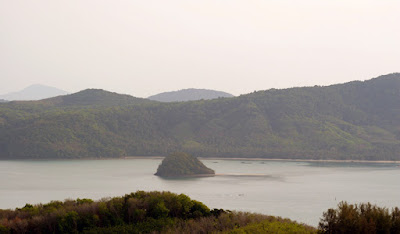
0;159;399;226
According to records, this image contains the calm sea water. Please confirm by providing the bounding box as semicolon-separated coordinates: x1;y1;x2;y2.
0;159;399;226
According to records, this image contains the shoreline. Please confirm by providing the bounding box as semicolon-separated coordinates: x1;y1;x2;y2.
155;173;215;178
1;156;399;164
200;157;400;164
124;156;400;164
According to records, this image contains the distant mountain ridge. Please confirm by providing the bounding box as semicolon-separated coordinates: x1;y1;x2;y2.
40;89;153;107
0;84;68;101
148;88;234;102
0;73;399;160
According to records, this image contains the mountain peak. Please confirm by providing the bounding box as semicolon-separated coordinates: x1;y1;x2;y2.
148;88;234;102
41;88;152;107
0;84;68;101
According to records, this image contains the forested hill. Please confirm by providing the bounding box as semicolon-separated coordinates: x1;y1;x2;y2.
39;89;153;107
148;88;234;102
0;89;153;113
0;73;399;160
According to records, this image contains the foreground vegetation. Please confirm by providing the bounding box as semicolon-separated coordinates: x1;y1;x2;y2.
319;202;400;234
0;191;314;234
155;152;215;178
1;74;400;160
1;191;399;233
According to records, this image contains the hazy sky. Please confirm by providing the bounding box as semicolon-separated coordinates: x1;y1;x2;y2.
1;0;399;98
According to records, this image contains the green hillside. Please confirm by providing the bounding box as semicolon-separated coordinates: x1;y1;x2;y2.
0;73;399;160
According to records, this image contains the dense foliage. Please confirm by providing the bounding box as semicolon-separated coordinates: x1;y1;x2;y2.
155;152;215;177
0;191;314;234
227;219;317;234
318;202;400;234
1;73;400;160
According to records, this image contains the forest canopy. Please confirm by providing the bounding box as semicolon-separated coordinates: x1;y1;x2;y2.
0;191;316;234
1;191;398;233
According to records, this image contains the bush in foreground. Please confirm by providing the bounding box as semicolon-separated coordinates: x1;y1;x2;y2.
0;191;314;234
2;193;399;234
318;201;400;234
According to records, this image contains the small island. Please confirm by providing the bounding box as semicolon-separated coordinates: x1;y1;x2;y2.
155;152;215;178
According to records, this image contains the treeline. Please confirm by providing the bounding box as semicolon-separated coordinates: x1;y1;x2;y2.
1;73;400;160
319;202;400;234
1;191;399;233
0;191;315;234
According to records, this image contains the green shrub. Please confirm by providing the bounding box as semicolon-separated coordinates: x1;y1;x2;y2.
318;202;400;234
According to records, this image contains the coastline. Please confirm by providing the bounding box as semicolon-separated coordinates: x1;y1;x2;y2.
124;156;164;160
124;156;400;164
1;156;399;164
154;173;215;178
200;157;400;164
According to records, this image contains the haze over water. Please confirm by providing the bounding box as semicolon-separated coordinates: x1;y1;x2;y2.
1;159;399;226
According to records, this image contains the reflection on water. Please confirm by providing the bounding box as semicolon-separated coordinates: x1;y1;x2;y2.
0;159;399;226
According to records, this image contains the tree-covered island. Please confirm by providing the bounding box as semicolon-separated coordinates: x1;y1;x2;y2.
155;152;215;178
